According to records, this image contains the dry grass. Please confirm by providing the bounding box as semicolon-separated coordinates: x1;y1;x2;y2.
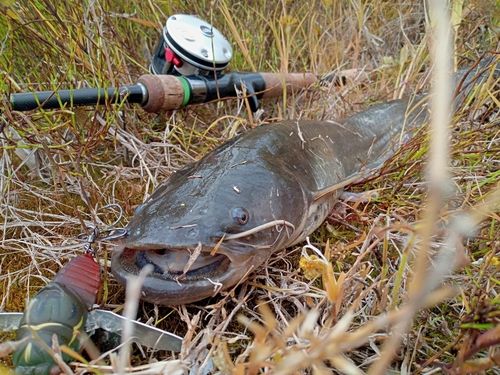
1;0;500;374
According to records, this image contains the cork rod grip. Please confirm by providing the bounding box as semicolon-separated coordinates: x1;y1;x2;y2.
137;72;318;113
138;74;186;112
259;73;318;98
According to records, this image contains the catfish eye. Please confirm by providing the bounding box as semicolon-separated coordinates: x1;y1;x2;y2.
232;207;249;225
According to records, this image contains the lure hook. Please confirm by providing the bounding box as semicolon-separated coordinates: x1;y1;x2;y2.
97;203;124;227
77;203;128;255
97;203;127;241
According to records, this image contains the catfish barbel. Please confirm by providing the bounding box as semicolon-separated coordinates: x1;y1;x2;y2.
111;61;498;305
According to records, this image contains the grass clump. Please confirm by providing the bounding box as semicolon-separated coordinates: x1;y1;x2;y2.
1;0;500;374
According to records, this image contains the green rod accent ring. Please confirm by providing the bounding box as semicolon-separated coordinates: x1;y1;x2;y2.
177;77;190;106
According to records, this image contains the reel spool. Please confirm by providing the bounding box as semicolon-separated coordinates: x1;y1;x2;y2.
150;14;233;76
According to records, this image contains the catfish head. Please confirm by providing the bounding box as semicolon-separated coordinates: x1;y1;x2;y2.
111;136;317;305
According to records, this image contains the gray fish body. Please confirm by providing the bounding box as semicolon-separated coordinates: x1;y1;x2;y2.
111;63;496;305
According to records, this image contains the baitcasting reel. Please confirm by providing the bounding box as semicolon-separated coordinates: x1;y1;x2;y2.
150;14;233;76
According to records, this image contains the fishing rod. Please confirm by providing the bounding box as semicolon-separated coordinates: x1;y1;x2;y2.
10;14;317;113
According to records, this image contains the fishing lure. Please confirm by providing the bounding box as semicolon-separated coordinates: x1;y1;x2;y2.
12;252;100;375
12;205;126;374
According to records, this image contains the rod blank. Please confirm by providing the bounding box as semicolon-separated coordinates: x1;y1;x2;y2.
10;85;145;112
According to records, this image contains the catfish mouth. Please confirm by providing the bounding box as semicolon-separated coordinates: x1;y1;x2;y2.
120;247;231;282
